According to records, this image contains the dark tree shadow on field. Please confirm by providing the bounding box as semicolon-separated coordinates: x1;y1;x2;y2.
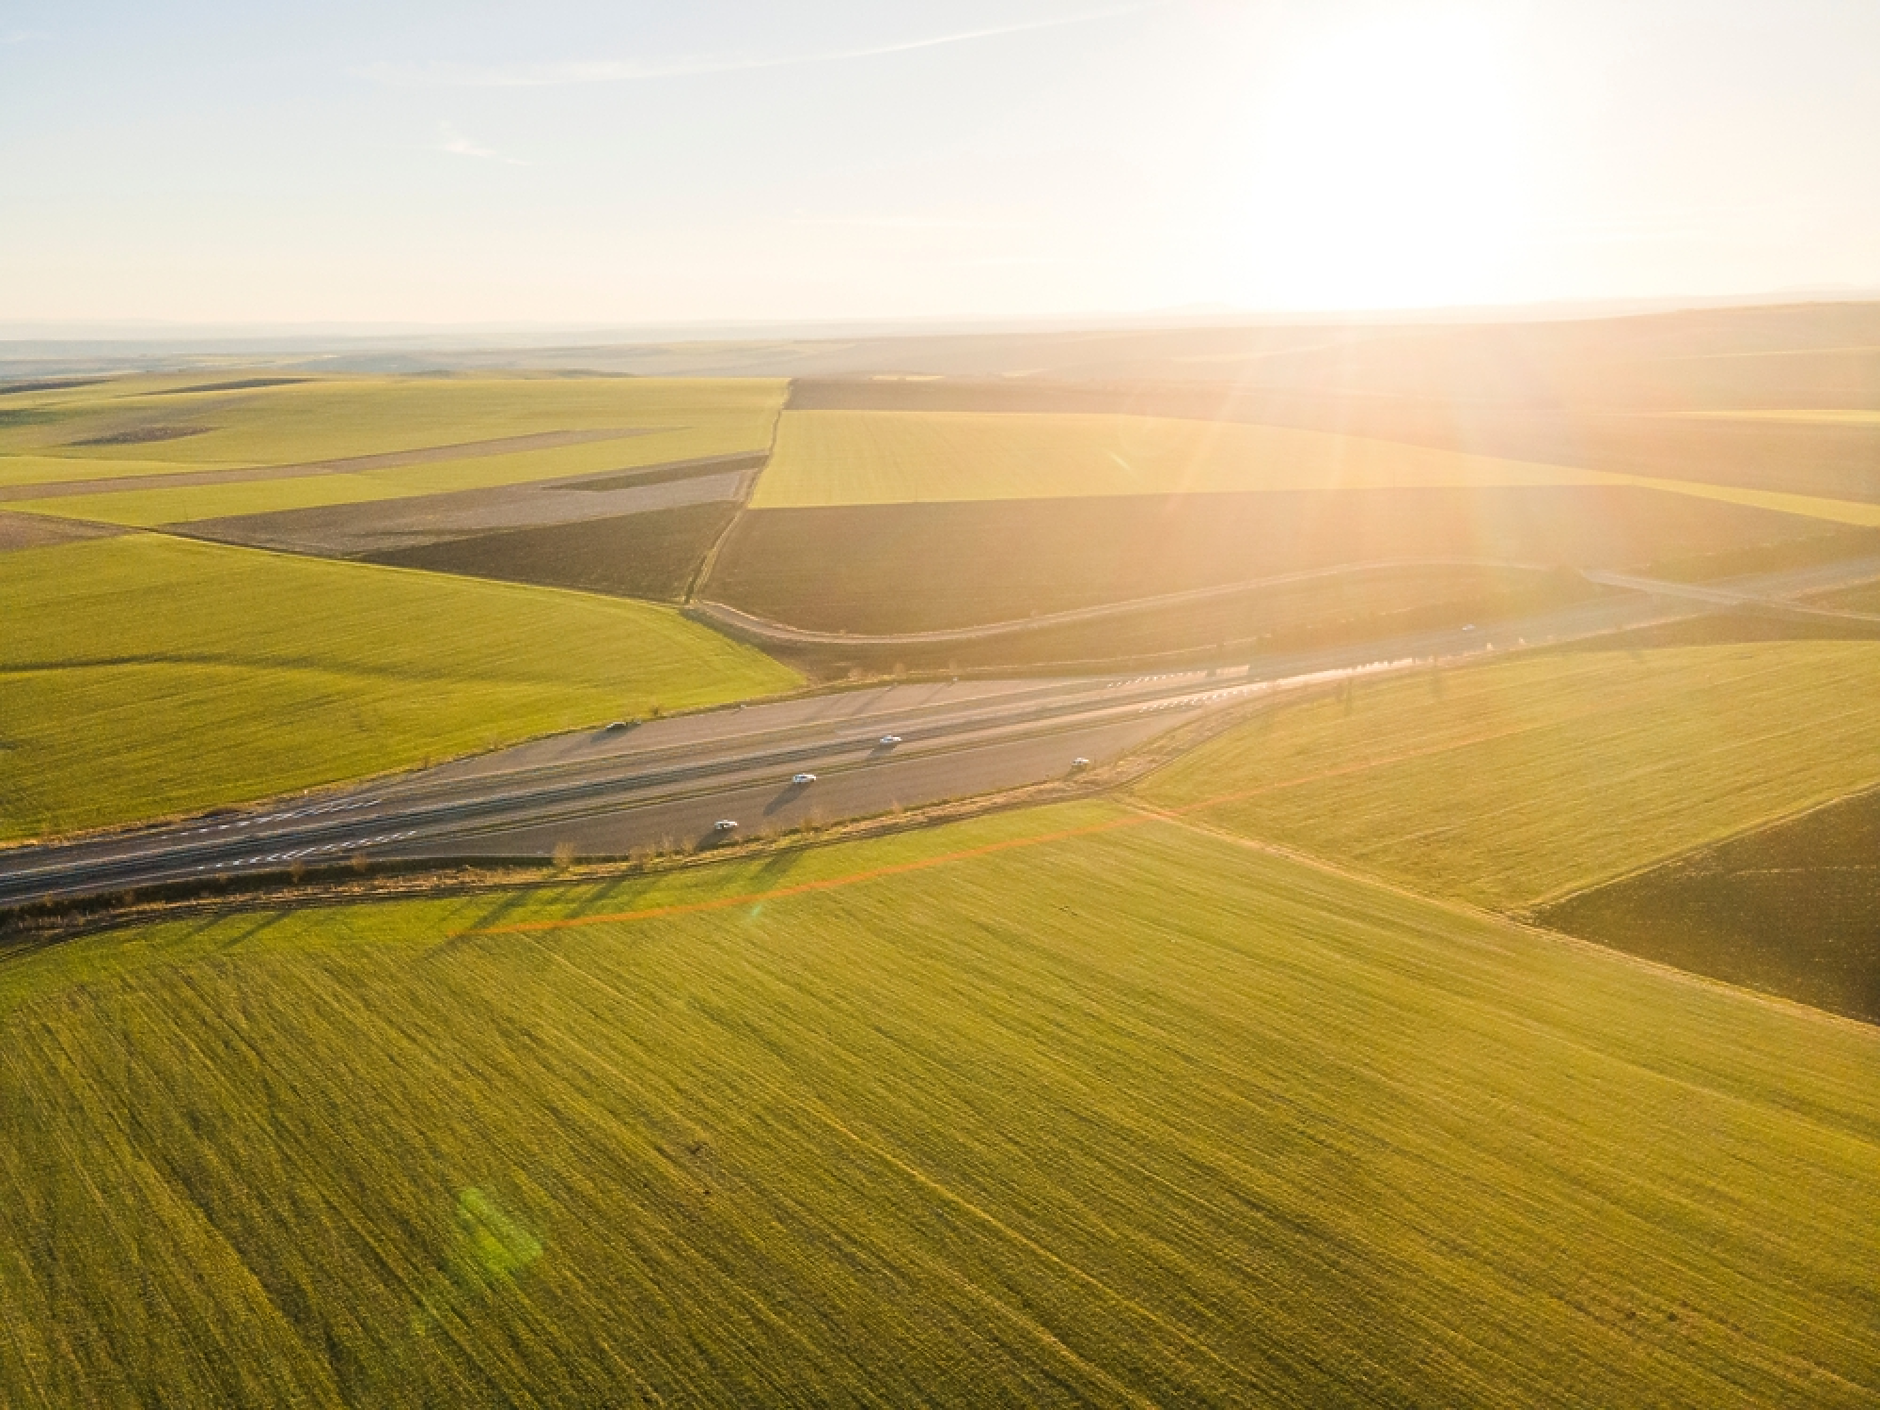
748;845;807;890
213;909;292;956
569;873;669;916
425;889;540;962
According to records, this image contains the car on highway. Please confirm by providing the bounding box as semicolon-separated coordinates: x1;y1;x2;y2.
879;735;902;746
1071;757;1091;770
603;720;630;732
713;819;739;832
792;773;817;785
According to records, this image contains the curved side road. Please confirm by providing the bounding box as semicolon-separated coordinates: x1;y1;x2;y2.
690;558;1560;648
1584;565;1880;623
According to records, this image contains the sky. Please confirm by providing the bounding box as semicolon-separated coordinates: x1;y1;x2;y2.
3;0;1879;327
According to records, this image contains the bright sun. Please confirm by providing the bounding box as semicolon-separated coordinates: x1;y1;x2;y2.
1239;12;1529;310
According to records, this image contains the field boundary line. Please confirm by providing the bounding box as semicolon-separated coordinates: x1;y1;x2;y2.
1521;774;1880;915
1124;801;1880;1043
684;386;787;603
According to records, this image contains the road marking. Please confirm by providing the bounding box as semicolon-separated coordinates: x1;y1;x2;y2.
206;829;415;871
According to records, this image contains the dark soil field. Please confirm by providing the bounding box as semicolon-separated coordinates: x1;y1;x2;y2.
718;564;1600;676
151;377;314;395
566;450;766;492
706;484;1833;633
1539;785;1880;1025
70;424;213;446
0;510;123;553
369;500;737;601
186;466;744;558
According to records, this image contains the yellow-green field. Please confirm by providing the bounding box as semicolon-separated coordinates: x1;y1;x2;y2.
0;453;251;490
12;426;779;530
1138;640;1880;910
0;535;796;840
13;474;421;527
1;375;784;466
752;409;1608;507
3;803;1876;1406
750;408;1880;531
2;375;785;526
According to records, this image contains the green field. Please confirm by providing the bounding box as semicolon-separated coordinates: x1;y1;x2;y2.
6;378;784;529
13;473;422;527
12;428;776;530
0;375;785;467
0;535;796;840
1137;641;1880;910
752;409;1606;507
3;804;1877;1406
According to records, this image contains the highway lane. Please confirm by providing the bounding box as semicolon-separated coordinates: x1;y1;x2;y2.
0;673;1244;904
396;712;1185;862
6;556;1879;909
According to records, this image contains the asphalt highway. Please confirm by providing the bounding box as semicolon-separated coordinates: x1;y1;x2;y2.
5;556;1879;910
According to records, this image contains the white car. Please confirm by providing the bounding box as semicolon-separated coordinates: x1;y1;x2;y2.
712;819;739;832
1071;757;1092;769
792;773;817;785
878;735;902;746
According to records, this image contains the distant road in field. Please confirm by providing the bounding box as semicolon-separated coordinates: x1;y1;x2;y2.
6;556;1880;911
691;558;1559;648
1584;559;1880;623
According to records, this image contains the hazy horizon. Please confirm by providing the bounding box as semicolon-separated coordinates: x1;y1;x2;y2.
7;1;1879;328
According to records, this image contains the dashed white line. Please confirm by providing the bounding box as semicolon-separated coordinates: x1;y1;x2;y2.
210;829;415;870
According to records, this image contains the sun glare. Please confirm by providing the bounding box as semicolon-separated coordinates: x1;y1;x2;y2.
1239;12;1529;310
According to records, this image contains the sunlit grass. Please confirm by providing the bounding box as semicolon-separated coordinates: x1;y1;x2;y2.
1137;640;1880;909
0;534;797;839
2;804;1876;1404
5;375;786;525
8;375;784;466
